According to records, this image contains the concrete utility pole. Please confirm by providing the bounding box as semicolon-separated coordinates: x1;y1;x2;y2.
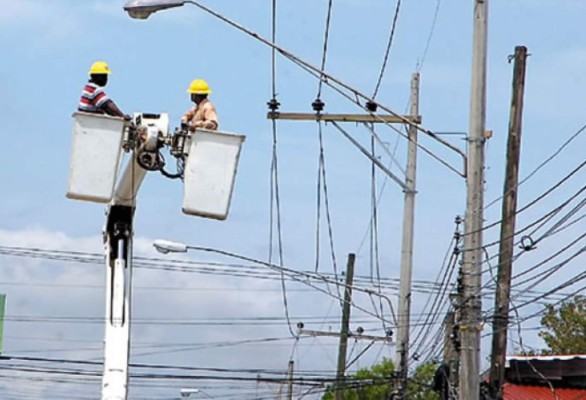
335;253;355;400
460;1;488;399
489;45;528;400
396;72;420;398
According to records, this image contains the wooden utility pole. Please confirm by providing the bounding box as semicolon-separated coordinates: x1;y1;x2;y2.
287;360;294;400
395;72;420;399
460;1;488;399
443;309;459;400
335;253;355;400
489;45;528;400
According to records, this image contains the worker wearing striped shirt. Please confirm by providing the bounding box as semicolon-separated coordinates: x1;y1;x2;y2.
78;61;130;120
181;79;219;131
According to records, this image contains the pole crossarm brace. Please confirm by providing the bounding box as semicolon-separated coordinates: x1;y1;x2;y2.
331;121;409;191
267;112;422;124
299;329;393;343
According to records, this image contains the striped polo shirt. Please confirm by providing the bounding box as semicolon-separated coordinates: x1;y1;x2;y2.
78;82;111;113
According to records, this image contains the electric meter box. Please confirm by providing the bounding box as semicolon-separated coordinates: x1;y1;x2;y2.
183;129;246;220
66;112;125;203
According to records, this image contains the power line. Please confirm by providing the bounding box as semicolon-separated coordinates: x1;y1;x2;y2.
372;0;403;99
485;121;586;210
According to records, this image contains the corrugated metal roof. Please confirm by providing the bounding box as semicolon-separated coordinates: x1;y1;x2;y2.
507;354;586;362
504;383;586;400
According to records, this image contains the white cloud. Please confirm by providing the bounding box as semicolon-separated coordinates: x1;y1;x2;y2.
0;228;310;398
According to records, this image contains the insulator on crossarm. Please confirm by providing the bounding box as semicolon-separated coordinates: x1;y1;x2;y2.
267;98;281;112
366;100;378;112
312;98;325;113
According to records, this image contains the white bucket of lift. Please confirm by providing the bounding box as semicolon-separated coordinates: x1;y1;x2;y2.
66;112;125;203
182;129;246;220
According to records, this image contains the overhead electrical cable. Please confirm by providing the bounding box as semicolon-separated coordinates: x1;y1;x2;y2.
267;0;295;338
409;223;461;354
416;0;441;72
461;160;586;249
484;121;586;210
183;0;467;176
316;0;334;99
372;0;403;99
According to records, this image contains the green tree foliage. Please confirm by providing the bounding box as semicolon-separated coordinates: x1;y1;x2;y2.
321;358;439;400
539;295;586;355
407;362;440;400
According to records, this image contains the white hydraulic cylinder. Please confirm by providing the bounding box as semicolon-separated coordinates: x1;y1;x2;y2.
101;157;147;400
112;155;149;207
101;247;132;400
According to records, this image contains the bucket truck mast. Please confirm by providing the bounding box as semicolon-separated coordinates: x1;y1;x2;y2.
66;112;245;400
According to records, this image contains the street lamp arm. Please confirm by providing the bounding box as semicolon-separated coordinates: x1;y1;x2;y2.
154;240;397;326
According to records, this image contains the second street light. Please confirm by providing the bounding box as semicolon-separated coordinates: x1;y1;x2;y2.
180;388;214;399
153;239;188;254
123;0;185;19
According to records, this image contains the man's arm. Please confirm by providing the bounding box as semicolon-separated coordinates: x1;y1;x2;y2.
181;107;196;124
199;103;219;130
103;100;130;120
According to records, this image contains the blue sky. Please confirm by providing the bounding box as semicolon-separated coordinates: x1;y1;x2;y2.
0;1;585;399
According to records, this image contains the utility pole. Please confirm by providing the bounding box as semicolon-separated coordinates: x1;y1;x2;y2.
287;360;294;400
489;45;528;400
335;253;355;400
443;309;459;400
396;72;420;399
460;1;488;399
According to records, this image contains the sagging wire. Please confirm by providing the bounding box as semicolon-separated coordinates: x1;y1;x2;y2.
184;0;466;177
268;0;294;338
485;121;586;211
475;188;586;303
415;0;441;73
314;120;342;303
316;0;334;99
409;219;462;360
368;127;386;334
310;0;341;302
372;0;403;99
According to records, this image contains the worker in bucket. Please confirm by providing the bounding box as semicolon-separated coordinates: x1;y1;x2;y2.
181;79;219;131
78;61;130;120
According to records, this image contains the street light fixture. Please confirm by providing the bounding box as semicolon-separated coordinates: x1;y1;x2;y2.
153;239;188;254
123;0;186;20
180;388;214;399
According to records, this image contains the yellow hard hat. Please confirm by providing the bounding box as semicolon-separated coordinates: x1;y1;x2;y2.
89;61;111;75
187;79;212;94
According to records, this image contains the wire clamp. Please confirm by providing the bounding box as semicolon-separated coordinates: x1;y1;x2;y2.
519;235;537;251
